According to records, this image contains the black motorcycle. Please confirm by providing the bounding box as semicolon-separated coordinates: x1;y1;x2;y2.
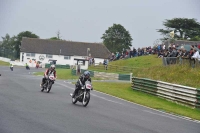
10;66;13;71
70;81;92;107
41;74;55;93
26;66;30;70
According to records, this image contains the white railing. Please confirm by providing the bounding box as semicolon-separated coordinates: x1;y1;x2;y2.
132;77;200;108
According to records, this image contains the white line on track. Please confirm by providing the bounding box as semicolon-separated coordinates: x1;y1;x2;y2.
143;110;178;120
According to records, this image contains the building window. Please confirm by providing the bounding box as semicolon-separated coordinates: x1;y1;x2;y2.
26;53;31;56
64;56;71;60
46;54;53;58
30;53;35;57
26;53;35;57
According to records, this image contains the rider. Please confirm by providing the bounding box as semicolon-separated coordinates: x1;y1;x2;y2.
10;63;13;68
25;63;29;69
72;71;92;98
40;64;57;88
10;63;13;71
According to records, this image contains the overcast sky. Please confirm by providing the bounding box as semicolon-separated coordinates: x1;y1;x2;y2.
0;0;200;49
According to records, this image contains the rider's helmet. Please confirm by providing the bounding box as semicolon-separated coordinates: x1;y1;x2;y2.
84;71;90;79
50;64;55;70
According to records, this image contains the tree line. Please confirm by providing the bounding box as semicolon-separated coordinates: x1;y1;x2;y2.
1;18;200;59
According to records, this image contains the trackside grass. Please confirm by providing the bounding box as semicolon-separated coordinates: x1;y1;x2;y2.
34;69;103;80
89;55;200;88
92;82;200;120
0;60;9;66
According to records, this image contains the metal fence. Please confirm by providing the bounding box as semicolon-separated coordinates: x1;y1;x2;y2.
132;77;200;108
0;47;17;60
71;69;132;81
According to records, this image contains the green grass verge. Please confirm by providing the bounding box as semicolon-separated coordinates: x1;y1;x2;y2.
92;82;200;120
34;69;78;79
89;55;162;74
0;60;9;66
107;55;162;68
34;69;103;80
89;55;200;88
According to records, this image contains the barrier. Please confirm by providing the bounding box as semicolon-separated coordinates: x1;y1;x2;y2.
94;71;118;80
71;69;131;81
0;57;11;62
45;64;70;69
132;77;199;108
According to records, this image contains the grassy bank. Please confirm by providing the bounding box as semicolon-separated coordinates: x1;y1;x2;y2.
89;55;200;88
34;69;103;80
34;69;78;79
0;60;9;66
93;82;200;120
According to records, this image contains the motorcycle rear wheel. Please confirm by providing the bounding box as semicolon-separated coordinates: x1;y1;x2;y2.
72;94;78;104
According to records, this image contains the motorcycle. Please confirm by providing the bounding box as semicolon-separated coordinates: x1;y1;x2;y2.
70;81;92;107
41;74;55;93
26;66;30;70
36;64;39;69
10;66;13;71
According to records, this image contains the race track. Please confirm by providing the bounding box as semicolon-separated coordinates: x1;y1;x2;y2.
0;66;199;133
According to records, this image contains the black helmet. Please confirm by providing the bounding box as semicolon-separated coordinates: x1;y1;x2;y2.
84;71;90;78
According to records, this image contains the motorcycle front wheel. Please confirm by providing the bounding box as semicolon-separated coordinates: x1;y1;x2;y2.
82;91;90;107
47;82;52;93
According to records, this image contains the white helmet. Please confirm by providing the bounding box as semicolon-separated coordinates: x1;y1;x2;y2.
51;64;55;69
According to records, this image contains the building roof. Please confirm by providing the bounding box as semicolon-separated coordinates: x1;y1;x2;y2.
20;38;111;59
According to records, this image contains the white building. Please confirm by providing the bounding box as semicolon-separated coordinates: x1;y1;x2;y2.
20;38;111;69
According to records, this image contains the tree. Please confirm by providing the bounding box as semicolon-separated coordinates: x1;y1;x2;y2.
157;18;200;40
15;31;39;58
49;37;60;40
101;24;133;53
49;30;62;40
1;34;12;49
0;34;16;58
190;36;200;41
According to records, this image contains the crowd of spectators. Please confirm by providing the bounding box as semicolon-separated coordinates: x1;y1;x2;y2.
157;43;200;67
107;42;200;67
109;46;157;62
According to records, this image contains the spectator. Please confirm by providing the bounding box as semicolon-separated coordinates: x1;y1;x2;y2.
103;59;108;70
191;49;200;67
158;51;163;58
182;49;189;59
92;58;95;65
191;49;200;61
177;49;183;64
163;49;170;57
163;44;166;50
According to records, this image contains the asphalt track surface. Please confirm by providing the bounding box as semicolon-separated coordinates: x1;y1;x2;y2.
0;66;199;133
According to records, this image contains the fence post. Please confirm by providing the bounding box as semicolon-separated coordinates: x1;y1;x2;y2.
130;73;133;83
